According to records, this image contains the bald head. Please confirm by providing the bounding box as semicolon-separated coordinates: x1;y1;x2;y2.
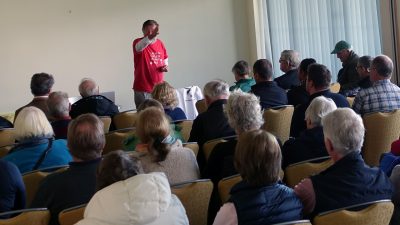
79;78;99;97
371;55;393;80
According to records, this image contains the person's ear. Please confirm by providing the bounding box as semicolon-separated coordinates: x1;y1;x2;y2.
324;137;334;154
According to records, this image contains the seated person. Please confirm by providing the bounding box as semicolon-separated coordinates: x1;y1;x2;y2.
47;91;71;139
131;107;199;185
70;78;119;119
287;58;316;107
282;96;337;168
229;60;255;92
31;114;105;225
3;107;71;174
213;130;303;225
380;139;400;177
251;59;288;109
356;55;373;90
0;116;12;128
390;165;400;225
14;73;55;122
152;81;187;121
295;108;393;216
0;159;25;214
275;50;301;90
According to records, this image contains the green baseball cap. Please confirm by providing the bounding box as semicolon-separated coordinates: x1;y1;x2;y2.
331;40;352;54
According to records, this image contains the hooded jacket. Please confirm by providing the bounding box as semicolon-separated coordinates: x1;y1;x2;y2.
76;173;189;225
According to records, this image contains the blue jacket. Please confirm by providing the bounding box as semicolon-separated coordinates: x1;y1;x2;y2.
311;152;393;215
0;160;25;215
251;81;288;110
3;138;72;174
230;181;303;225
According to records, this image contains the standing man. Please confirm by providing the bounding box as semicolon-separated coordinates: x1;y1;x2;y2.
133;19;168;108
331;40;360;96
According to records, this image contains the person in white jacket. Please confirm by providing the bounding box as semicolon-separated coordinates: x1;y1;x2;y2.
76;172;189;225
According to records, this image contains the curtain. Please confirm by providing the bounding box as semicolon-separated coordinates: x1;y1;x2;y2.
262;0;381;81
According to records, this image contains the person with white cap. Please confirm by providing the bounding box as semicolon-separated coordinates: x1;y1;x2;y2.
331;40;360;96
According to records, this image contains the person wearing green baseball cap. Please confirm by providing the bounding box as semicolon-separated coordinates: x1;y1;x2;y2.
331;40;360;97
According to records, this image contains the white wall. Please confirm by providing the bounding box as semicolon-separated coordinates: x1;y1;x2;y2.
0;0;251;112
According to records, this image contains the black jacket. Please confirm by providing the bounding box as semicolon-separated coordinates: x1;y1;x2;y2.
251;81;288;110
275;69;300;90
69;95;119;119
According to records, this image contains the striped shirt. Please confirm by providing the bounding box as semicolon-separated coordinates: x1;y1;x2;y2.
352;79;400;115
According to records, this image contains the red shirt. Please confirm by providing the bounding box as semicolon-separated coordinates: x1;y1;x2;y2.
132;38;168;92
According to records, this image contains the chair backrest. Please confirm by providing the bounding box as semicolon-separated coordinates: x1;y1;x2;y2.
313;199;394;225
346;97;355;107
103;128;136;155
284;157;333;188
22;166;69;206
195;99;207;114
182;142;199;156
171;179;213;225
330;83;341;93
98;116;112;133
174;120;193;142
272;220;312;225
113;110;138;130
0;208;50;225
58;204;86;225
203;136;237;161
0;144;15;158
362;110;400;166
262;105;294;143
218;174;242;203
0;128;15;147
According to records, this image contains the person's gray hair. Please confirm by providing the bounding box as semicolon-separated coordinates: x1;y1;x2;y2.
224;90;264;134
14;106;54;141
203;80;229;100
322;108;365;156
48;91;70;118
79;78;99;97
280;50;301;68
305;96;337;127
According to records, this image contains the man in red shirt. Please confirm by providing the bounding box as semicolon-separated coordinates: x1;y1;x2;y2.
133;20;168;108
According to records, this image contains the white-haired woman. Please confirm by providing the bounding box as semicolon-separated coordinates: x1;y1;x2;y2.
3;107;72;173
282;96;337;168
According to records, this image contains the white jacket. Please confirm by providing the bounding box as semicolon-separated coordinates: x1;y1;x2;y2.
75;173;189;225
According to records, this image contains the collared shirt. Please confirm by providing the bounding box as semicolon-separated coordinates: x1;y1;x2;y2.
352;79;400;115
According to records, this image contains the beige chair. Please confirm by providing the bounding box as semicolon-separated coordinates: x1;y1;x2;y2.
171;179;213;225
113;110;138;130
346;96;355;107
284;157;333;188
58;204;86;225
195;99;207;114
218;174;242;203
0;128;15;147
103;128;136;155
174;120;193;142
99;116;112;133
313;199;394;225
183;142;199;156
23;166;69;206
203;136;237;161
330;82;341;93
0;144;15;158
272;220;312;225
262;105;294;143
0;208;50;225
362;110;400;166
0;112;15;125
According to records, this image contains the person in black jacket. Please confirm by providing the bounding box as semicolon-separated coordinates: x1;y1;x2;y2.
287;58;316;107
282;96;337;168
275;50;301;90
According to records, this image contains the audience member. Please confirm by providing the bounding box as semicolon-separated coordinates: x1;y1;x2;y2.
287;58;316;106
275;50;301;90
331;40;360;96
14;73;55;122
229;60;255;92
3;107;71;174
47;91;71;139
31;113;105;225
0;116;12;128
356;55;373;89
290;63;349;137
76;172;188;225
390;165;400;225
188;80;235;168
213;130;303;225
380;139;400;177
132;107;199;185
251;59;287;109
0;159;25;214
152;81;187;121
69;78;119;119
282;96;337;168
353;55;400;115
295;108;393;216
